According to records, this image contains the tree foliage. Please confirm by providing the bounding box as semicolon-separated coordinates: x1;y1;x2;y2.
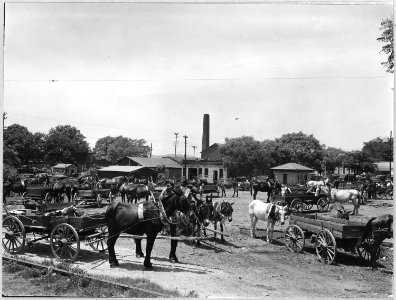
44;125;89;165
93;136;151;164
362;137;393;162
378;18;394;73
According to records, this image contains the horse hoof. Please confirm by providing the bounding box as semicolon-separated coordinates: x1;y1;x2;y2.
144;262;153;269
169;256;179;263
136;253;145;258
110;262;118;268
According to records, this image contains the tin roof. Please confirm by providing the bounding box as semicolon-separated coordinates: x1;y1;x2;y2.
271;163;314;171
98;166;145;172
125;157;182;169
52;163;75;169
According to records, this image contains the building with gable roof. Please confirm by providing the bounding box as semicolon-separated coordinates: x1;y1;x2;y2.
271;163;314;185
51;163;78;176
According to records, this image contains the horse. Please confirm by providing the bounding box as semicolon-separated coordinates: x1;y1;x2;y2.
320;186;361;215
357;214;393;269
188;200;213;245
119;182;155;204
306;178;330;191
105;192;191;269
249;200;288;243
207;200;234;241
97;176;127;196
53;178;80;202
329;203;351;220
3;178;28;198
251;180;274;202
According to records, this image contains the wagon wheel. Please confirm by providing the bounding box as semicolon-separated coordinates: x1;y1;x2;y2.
50;223;80;262
89;225;108;253
2;216;26;254
44;192;52;203
97;194;102;208
356;232;375;263
284;225;305;253
290;198;303;213
22;192;27;199
303;202;313;210
315;229;337;264
317;197;329;212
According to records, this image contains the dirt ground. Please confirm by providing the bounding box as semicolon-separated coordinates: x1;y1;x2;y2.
2;190;394;298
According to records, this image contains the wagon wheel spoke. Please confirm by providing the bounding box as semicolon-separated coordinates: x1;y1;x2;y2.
2;216;26;254
50;223;80;262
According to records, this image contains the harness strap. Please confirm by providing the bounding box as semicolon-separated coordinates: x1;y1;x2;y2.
138;203;144;221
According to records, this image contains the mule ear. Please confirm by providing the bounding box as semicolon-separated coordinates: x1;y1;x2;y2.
230;202;235;206
347;211;352;214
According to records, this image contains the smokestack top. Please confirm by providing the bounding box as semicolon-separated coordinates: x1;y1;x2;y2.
202;114;210;153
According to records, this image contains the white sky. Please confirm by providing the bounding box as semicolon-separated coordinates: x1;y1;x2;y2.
3;2;394;156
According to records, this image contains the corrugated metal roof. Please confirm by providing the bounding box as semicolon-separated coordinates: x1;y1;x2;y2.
98;166;144;172
52;163;75;169
271;163;314;171
374;161;394;172
126;157;182;168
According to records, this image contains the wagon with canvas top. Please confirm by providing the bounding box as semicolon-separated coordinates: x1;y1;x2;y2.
72;188;114;208
2;202;108;262
284;213;386;265
272;190;329;213
22;184;55;203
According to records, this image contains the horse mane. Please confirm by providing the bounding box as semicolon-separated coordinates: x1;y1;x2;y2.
268;204;276;220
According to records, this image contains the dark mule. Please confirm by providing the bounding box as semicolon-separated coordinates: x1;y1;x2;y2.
357;214;393;270
53;178;80;202
98;176;127;196
208;200;234;241
188;200;213;245
119;182;154;204
3;178;28;198
251;180;273;202
105;193;191;269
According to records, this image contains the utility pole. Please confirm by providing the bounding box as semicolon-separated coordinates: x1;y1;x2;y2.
174;133;179;157
192;146;197;158
150;143;152;158
183;135;188;180
390;131;392;178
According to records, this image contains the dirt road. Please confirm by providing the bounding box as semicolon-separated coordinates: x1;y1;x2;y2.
2;191;394;298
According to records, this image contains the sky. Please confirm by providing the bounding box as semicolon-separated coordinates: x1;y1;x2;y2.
3;2;394;157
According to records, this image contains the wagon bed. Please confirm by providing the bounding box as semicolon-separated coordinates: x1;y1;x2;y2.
73;188;114;208
2;207;108;263
272;191;329;213
284;213;379;265
23;185;54;203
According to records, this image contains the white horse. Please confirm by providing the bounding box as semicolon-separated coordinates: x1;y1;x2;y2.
249;200;288;242
319;186;361;215
306;178;330;191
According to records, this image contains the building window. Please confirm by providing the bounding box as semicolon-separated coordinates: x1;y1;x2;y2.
198;168;202;175
204;168;209;177
220;169;224;178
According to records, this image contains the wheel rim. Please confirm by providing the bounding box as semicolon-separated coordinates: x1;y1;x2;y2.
50;224;80;262
284;225;305;253
357;233;374;263
2;216;26;254
304;203;313;210
291;199;303;213
315;229;336;264
45;193;52;203
89;225;108;252
317;198;329;212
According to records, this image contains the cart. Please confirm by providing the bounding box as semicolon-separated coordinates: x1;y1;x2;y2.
72;188;114;208
200;184;220;198
284;213;384;265
272;191;329;213
22;185;55;203
2;203;108;262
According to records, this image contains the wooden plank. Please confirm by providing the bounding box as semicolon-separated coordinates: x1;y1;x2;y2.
289;219;343;239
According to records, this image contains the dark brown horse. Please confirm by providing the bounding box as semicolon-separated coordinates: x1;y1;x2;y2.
105;192;191;269
251;180;274;202
97;176;127;196
119;182;155;203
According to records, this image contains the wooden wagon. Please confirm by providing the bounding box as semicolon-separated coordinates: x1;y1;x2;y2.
272;191;329;213
2;203;108;262
284;213;383;265
72;188;114;208
22;185;54;203
200;184;220;198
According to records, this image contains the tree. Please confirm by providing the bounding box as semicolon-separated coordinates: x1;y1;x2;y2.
322;147;348;174
362;137;393;162
219;136;266;177
274;132;324;170
93;136;151;164
44;125;89;166
343;150;375;174
3;124;33;167
378;18;394;73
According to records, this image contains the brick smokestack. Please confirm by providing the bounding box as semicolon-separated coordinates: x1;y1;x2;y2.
202;114;209;152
